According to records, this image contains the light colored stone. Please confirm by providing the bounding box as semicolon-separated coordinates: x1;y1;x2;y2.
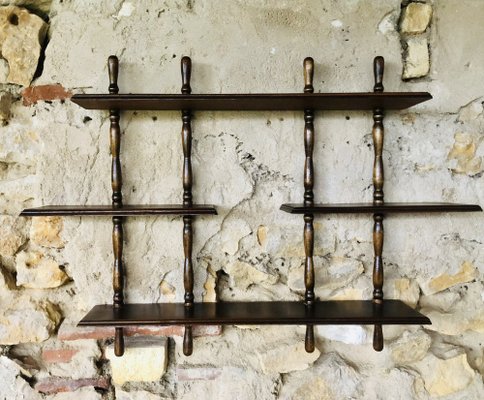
16;250;69;289
48;387;103;400
0;356;42;400
0;57;8;81
458;99;483;122
46;341;100;380
421;260;478;295
0;215;27;257
400;2;432;34
225;260;278;290
390;330;431;365
447;133;483;176
0;299;61;344
203;264;217;302
386;277;420;307
159;279;176;301
0;1;52;15
0;6;48;86
416;353;475;396
106;337;168;385
402;37;430;79
220;219;252;255
30;216;64;248
422;308;484;336
278;353;360;400
115;389;162;400
256;225;268;247
256;341;320;374
288;256;364;296
315;325;368;345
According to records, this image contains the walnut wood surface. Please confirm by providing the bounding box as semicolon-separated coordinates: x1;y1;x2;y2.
372;56;386;352
181;56;194;355
280;202;482;214
302;57;315;353
71;92;432;111
21;204;218;216
78;300;431;326
108;55;125;356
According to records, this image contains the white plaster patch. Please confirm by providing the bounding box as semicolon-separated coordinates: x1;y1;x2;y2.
331;19;343;28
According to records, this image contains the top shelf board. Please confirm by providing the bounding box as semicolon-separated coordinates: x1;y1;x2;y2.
71;92;432;111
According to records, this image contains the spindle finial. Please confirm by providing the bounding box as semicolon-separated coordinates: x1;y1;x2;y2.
373;56;384;92
181;56;192;94
108;55;119;94
303;57;314;93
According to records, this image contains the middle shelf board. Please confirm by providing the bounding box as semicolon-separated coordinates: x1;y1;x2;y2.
78;300;431;326
71;92;432;111
280;202;483;214
20;204;218;217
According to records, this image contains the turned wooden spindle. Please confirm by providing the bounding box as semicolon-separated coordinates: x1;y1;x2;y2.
108;55;125;356
303;57;315;353
181;56;194;356
372;56;385;351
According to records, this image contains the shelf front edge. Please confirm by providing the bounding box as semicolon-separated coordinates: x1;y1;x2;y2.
280;202;483;214
78;300;431;326
20;204;218;217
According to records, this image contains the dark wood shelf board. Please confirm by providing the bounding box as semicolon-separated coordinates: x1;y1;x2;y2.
280;202;483;214
20;204;217;217
78;300;431;326
71;92;432;111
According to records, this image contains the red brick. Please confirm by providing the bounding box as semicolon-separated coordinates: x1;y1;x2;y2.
22;84;72;106
34;377;110;394
58;323;222;341
176;367;222;381
42;348;79;364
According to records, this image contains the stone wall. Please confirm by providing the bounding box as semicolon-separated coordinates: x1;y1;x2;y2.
0;1;483;399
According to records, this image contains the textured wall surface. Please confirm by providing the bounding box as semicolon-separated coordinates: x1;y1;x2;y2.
0;0;483;399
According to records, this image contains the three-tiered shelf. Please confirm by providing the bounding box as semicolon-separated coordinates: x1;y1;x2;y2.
21;55;482;357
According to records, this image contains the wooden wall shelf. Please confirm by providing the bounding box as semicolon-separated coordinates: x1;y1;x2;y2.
22;55;481;358
79;300;430;326
21;204;217;216
71;92;431;111
280;202;482;214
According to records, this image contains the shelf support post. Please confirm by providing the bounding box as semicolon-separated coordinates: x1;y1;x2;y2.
108;55;125;357
372;56;385;351
303;57;315;353
181;56;194;356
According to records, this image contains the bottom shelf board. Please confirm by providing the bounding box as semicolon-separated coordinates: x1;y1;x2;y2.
280;202;482;214
78;300;430;326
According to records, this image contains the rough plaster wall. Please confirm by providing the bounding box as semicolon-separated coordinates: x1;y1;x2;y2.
0;0;483;399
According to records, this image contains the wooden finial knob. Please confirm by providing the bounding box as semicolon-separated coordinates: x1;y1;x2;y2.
373;56;384;92
181;56;192;94
108;55;119;94
303;57;314;93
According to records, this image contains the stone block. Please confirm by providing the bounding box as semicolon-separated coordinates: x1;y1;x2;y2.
420;260;478;295
402;37;429;79
0;6;48;86
0;215;27;257
30;216;64;248
400;2;432;34
106;337;168;385
389;330;431;365
416;353;475;396
0;299;61;344
16;250;69;289
0;356;41;400
256;341;320;374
